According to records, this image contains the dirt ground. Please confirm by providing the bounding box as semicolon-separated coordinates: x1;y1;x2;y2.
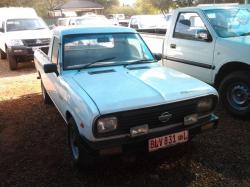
0;59;249;187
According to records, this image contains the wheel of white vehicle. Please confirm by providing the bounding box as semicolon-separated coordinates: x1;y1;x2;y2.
41;81;52;104
7;52;17;70
68;118;94;168
219;71;250;117
0;49;6;59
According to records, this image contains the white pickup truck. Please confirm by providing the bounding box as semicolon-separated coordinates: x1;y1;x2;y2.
142;5;250;117
34;25;218;167
0;7;51;70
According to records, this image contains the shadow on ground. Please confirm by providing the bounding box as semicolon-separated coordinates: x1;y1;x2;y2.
0;59;36;78
0;93;249;187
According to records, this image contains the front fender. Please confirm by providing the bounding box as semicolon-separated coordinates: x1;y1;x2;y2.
63;77;100;141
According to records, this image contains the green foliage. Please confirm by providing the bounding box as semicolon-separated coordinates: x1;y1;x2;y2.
0;0;246;18
0;0;64;17
0;0;120;17
106;5;139;16
135;0;160;14
0;0;18;6
93;0;119;8
146;0;174;11
140;0;246;11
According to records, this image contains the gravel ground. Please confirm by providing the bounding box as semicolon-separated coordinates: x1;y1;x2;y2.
0;59;249;187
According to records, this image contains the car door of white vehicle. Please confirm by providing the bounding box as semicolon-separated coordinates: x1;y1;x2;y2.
164;12;215;84
0;21;6;51
129;18;139;30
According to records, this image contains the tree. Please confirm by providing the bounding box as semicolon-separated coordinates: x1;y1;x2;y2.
44;0;66;11
146;0;174;12
93;0;119;8
106;4;142;16
0;0;18;6
135;0;159;14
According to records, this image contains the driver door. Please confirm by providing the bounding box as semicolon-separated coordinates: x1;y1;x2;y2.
0;21;6;51
46;37;67;114
164;12;215;84
130;18;139;30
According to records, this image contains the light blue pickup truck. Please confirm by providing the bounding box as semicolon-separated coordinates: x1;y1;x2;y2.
34;26;219;166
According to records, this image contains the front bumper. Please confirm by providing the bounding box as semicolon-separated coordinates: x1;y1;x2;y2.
7;45;49;60
79;114;219;157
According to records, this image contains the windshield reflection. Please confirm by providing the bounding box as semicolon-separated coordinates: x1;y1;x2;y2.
204;8;250;38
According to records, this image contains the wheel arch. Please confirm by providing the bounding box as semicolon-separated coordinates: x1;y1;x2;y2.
214;61;250;89
66;110;73;124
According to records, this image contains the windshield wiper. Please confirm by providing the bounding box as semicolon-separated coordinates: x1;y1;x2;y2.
124;59;156;67
80;57;116;69
239;32;250;36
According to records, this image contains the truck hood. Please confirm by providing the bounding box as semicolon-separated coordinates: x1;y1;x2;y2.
223;35;250;46
5;29;52;40
72;65;217;114
216;36;250;63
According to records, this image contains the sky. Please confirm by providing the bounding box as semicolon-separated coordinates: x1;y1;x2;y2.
119;0;136;6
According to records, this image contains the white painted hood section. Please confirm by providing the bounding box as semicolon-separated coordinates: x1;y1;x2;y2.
224;35;250;46
215;36;250;68
72;64;218;115
5;29;52;40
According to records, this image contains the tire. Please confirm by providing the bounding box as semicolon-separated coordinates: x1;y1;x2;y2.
41;81;52;104
0;49;6;59
7;52;17;70
68;118;94;168
219;71;250;117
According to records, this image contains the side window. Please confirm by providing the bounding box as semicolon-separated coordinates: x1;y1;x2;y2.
131;18;138;25
173;12;207;40
51;37;59;64
130;18;138;28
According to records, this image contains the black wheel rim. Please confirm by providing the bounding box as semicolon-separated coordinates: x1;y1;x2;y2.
227;82;250;111
69;126;79;160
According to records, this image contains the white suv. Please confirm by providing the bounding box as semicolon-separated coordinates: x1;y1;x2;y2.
161;5;250;117
0;7;51;70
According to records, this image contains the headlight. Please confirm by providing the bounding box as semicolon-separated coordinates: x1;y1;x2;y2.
96;117;118;134
7;39;24;46
197;97;214;114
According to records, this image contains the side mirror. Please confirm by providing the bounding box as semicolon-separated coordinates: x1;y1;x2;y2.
195;29;212;42
154;53;162;61
43;64;58;76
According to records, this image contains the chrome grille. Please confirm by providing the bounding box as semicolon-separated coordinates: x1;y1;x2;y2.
22;38;50;47
94;98;202;138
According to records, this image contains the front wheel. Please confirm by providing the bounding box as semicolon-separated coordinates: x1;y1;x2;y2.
41;81;52;104
219;71;250;117
7;52;17;70
68;118;94;167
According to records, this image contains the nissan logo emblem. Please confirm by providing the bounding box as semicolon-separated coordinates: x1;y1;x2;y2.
158;112;172;123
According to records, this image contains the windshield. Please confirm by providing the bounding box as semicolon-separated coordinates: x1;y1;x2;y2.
63;33;155;70
6;18;47;32
204;8;250;38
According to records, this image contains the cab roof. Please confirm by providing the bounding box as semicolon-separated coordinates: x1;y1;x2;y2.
53;25;137;38
176;4;246;11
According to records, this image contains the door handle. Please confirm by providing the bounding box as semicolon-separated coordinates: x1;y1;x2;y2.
170;44;176;49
